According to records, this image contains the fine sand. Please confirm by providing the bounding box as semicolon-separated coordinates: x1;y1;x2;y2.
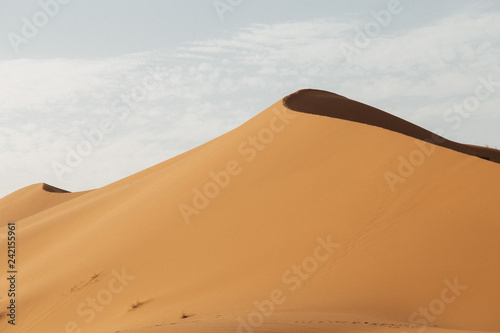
1;90;499;333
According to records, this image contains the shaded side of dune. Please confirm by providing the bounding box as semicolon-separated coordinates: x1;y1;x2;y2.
42;183;71;193
284;89;500;163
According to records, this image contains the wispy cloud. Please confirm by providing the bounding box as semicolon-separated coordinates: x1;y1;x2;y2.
1;5;499;198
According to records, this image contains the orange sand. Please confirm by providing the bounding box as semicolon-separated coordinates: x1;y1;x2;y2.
0;90;499;333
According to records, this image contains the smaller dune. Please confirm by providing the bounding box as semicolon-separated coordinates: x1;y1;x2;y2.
0;183;90;227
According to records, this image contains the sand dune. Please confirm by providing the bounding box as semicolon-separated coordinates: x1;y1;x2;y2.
0;183;89;229
1;90;499;333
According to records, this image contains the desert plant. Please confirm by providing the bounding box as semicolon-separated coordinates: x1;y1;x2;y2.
128;300;143;311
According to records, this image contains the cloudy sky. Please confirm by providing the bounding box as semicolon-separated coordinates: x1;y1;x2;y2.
0;0;499;197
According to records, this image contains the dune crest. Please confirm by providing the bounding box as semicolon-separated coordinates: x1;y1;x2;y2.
41;183;71;193
284;89;500;163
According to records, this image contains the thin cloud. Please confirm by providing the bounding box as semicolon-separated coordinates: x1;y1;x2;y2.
1;7;499;197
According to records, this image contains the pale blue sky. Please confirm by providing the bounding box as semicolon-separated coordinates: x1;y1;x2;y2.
0;0;481;59
1;0;499;197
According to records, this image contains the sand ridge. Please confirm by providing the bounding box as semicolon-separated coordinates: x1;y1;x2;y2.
284;89;500;163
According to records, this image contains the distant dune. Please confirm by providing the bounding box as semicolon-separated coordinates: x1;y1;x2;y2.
1;90;499;333
0;183;89;228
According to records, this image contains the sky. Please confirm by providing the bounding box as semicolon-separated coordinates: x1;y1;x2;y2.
0;0;499;198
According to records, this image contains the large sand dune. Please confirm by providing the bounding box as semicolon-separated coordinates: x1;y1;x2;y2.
1;90;499;333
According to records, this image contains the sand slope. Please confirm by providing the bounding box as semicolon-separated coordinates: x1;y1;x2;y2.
1;91;499;333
